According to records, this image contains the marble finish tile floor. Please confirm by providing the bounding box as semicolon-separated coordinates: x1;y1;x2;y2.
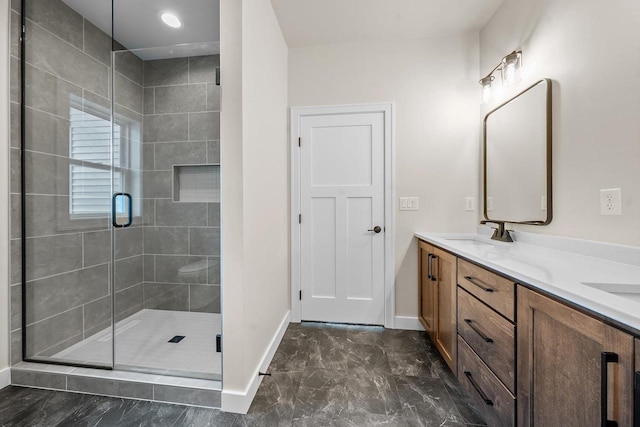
0;322;486;426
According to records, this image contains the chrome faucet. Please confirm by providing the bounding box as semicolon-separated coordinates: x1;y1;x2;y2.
480;220;513;242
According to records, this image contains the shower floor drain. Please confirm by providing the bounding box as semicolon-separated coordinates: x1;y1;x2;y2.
168;336;185;343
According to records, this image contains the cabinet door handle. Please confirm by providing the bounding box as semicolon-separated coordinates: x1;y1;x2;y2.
634;371;640;427
430;255;437;281
463;276;494;293
601;352;619;427
464;371;493;406
464;319;494;343
427;254;433;280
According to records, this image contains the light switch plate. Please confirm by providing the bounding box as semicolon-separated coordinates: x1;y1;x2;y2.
400;197;419;211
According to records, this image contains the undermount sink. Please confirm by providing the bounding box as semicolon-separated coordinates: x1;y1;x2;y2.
444;238;493;246
581;282;640;304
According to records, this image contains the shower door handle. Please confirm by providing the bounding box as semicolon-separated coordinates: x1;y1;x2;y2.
112;193;133;228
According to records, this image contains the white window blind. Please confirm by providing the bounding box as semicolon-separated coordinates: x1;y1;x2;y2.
69;107;124;216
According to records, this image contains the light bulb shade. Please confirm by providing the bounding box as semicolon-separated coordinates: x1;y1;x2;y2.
480;75;495;104
501;51;522;86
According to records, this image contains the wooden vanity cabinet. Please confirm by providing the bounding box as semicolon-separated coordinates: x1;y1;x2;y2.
456;260;516;427
458;336;515;427
418;242;457;373
418;241;436;339
433;247;457;374
518;286;634;427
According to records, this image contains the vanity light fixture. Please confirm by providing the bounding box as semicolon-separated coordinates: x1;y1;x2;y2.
480;75;496;104
501;51;522;86
479;50;523;103
160;11;183;29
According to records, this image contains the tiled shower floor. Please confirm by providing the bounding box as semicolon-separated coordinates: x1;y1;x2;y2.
54;309;221;378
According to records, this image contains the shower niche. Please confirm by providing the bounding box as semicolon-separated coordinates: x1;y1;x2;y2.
174;165;221;203
14;0;222;381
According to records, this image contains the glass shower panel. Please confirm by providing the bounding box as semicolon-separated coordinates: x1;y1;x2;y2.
22;0;114;367
21;0;221;378
112;43;222;380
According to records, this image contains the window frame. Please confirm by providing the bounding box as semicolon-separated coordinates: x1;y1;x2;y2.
68;96;137;219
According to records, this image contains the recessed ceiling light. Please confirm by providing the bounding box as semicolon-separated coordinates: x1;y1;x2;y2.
160;12;182;29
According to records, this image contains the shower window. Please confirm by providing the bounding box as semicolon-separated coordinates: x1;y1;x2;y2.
68;99;138;218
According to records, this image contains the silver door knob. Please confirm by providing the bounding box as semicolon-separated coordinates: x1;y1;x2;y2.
368;226;382;233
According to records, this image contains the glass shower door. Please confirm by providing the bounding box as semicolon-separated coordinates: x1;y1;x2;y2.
21;0;115;367
111;44;222;379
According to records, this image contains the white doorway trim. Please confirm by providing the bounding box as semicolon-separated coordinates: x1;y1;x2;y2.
290;103;395;328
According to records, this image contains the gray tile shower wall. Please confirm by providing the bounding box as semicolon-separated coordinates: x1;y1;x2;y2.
141;55;221;314
9;0;146;363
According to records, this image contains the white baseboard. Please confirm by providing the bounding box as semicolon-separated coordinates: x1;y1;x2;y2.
393;316;425;331
221;310;291;414
0;367;10;389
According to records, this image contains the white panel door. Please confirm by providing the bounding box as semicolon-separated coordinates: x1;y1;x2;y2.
300;112;385;325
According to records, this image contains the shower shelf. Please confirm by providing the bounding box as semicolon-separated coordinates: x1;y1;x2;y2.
173;164;220;203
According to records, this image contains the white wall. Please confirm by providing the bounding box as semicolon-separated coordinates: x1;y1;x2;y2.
220;0;245;395
480;0;640;245
0;0;10;377
241;0;289;396
221;0;289;412
288;34;480;318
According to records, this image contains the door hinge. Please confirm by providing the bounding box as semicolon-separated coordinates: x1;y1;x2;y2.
299;214;302;224
298;137;301;147
216;334;222;352
299;290;302;300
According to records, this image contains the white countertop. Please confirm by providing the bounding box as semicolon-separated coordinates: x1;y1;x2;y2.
415;231;640;335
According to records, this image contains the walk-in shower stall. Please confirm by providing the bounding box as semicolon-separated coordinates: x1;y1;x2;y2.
11;0;222;383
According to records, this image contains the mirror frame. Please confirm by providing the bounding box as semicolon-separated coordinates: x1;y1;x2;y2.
483;78;553;225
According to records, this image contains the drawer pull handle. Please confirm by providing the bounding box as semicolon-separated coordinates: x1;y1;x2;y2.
601;352;619;427
464;276;494;293
464;371;493;406
464;319;494;343
430;255;437;281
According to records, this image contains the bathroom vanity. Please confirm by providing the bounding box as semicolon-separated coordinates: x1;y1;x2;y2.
416;231;640;427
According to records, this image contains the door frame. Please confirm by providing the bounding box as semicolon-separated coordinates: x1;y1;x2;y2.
290;103;395;328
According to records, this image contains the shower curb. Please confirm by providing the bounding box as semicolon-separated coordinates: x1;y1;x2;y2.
10;362;222;408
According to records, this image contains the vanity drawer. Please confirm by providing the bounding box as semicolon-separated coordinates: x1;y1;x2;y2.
458;336;515;427
458;259;515;321
458;287;515;393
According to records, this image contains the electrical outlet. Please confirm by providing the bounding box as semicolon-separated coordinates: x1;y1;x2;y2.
486;197;494;212
465;197;475;212
399;197;419;211
600;188;622;216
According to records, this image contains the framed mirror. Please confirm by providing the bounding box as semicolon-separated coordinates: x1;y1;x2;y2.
484;79;552;225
